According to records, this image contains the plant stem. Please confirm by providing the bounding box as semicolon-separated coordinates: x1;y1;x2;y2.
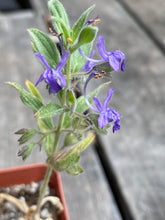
33;116;62;219
34;166;52;216
33;51;72;220
66;53;71;89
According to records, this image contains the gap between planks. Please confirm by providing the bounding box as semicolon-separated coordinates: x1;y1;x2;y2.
93;135;135;220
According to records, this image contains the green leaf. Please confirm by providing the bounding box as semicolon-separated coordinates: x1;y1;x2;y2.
70;42;92;73
25;80;43;103
63;132;79;147
72;5;95;41
17;129;37;145
72;117;88;130
66;89;76;108
35;101;66;119
66;159;83;175
52;16;70;39
7;82;43;111
48;0;70;28
50;133;95;172
18;143;35;161
62;112;73;129
28;28;61;68
92;62;113;75
70;26;98;53
37;118;54;155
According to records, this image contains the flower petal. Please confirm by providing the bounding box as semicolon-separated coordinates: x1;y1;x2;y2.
82;50;95;72
35;53;50;70
97;35;109;61
84;72;99;113
35;71;46;86
109;51;125;72
113;120;120;133
79;48;103;63
52;69;66;87
102;88;114;110
55;51;70;72
93;97;102;112
98;112;109;129
46;71;62;94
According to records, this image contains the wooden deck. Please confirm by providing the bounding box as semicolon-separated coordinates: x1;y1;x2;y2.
0;0;165;219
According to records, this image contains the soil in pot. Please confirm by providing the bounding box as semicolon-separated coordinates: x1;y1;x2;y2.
0;181;63;220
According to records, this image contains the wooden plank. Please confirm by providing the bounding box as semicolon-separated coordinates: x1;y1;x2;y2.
0;11;122;220
117;0;165;53
0;11;47;168
61;146;122;220
81;0;165;219
30;0;165;219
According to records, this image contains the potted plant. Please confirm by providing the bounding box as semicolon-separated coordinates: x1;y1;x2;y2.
1;0;125;219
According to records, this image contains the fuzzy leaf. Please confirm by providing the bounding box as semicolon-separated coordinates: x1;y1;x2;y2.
70;43;92;73
50;133;95;173
25;80;43;103
18;143;35;160
17;129;37;145
62;84;102;129
63;133;79;147
7;82;43;111
48;0;70;28
66;160;83;175
52;16;70;39
37;118;54;155
72;5;95;41
70;26;98;53
92;62;113;75
28;28;61;68
35;101;66;119
66;89;76;108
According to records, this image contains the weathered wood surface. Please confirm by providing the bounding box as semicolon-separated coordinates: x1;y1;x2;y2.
117;0;165;53
34;0;165;219
0;10;121;220
86;0;165;219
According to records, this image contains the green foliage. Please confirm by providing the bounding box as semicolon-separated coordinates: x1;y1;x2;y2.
92;62;113;75
52;16;70;40
6;82;43;112
70;26;98;53
48;0;70;45
28;28;61;68
25;80;43;103
48;0;70;28
72;5;95;41
66;89;76;108
62;84;105;129
35;101;66;119
16;129;37;145
49;133;95;175
37;119;54;155
18;143;35;160
70;43;92;73
63;133;79;147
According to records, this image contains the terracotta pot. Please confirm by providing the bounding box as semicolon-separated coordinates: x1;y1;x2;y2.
0;163;69;220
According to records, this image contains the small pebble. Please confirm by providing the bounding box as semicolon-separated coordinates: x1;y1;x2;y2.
40;208;52;219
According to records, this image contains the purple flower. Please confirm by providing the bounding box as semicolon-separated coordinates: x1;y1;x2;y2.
97;35;125;72
79;35;125;72
84;72;121;132
35;51;69;94
81;50;95;72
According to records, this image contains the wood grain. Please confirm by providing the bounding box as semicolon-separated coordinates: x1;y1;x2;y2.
0;9;121;220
